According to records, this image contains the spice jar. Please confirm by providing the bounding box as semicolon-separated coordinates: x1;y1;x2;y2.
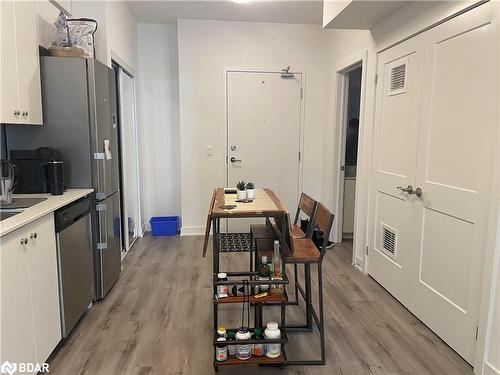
215;338;227;362
227;331;236;356
251;328;264;357
264;322;281;359
236;328;252;360
217;325;226;339
217;273;229;297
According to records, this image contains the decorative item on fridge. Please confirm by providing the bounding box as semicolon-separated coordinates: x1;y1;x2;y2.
264;322;281;359
53;12;98;58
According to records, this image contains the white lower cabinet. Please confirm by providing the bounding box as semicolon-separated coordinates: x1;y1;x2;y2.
0;214;61;369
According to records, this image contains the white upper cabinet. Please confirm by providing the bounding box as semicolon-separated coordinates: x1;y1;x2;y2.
0;1;21;124
0;0;43;125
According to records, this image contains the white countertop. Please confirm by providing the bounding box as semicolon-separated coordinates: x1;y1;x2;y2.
0;189;94;237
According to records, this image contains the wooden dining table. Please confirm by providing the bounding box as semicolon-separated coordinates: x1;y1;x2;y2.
202;187;292;267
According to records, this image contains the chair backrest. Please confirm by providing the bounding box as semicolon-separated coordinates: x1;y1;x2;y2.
293;193;318;236
311;203;335;260
274;213;295;254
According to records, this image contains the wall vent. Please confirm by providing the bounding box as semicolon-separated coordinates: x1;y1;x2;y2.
389;63;407;96
381;223;398;257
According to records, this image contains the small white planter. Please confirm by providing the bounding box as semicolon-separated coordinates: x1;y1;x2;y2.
237;189;247;200
246;189;255;199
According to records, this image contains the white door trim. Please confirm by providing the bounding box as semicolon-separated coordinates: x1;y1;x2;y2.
331;51;368;270
222;67;306;206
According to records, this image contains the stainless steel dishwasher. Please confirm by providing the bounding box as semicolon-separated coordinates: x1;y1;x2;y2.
55;196;93;338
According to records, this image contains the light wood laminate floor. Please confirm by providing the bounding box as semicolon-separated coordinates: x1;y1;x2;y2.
48;235;473;375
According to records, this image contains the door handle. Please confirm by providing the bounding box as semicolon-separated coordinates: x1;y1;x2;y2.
412;187;423;198
397;185;423;198
230;156;241;163
397;185;414;194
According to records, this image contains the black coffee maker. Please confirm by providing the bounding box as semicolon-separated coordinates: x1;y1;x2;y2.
42;159;65;195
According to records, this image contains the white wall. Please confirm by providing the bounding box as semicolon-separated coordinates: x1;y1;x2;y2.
105;1;138;72
137;24;181;230
177;19;328;235
72;0;138;72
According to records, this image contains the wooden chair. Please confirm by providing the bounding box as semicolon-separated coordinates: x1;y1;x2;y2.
256;202;334;366
249;193;318;272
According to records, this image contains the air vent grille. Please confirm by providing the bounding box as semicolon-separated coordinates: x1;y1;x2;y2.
389;63;407;95
381;224;397;256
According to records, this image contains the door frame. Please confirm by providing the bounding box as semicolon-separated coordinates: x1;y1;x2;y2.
112;60;143;251
332;51;368;269
222;67;306;208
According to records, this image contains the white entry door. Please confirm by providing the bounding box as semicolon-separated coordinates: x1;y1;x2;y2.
369;3;497;363
226;71;302;230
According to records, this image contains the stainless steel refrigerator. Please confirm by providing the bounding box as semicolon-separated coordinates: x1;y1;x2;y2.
6;57;122;300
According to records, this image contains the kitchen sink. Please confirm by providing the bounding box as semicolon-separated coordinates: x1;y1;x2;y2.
0;197;47;209
0;210;23;221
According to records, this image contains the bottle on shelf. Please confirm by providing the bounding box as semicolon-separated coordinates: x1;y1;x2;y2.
255;255;271;293
264;322;281;359
217;325;226;339
217;273;229;298
215;338;227;362
270;240;284;296
251;328;264;357
227;331;236;356
272;240;282;277
236;328;252;360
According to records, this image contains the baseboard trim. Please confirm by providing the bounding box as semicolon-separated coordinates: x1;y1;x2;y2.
484;362;500;375
180;226;205;236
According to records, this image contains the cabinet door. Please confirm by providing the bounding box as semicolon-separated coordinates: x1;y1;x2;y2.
0;0;20;124
0;228;36;365
28;214;61;363
15;0;43;125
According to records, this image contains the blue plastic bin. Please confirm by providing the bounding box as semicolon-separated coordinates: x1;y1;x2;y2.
150;216;179;236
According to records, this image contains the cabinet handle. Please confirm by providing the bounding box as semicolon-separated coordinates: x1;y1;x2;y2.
14;110;20;116
30;232;37;239
20;238;29;245
22;111;28;117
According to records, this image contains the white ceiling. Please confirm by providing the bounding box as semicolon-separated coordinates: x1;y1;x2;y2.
125;0;324;25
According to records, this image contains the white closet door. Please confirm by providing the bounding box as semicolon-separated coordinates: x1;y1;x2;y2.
410;4;496;362
368;37;424;305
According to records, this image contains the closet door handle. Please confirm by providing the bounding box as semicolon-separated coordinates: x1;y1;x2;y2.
397;185;413;194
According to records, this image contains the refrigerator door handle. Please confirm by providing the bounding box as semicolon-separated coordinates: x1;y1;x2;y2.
96;203;108;250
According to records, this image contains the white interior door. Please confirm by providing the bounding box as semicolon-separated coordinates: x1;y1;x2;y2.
226;71;302;231
410;5;496;362
118;68;141;249
369;3;497;363
368;37;424;305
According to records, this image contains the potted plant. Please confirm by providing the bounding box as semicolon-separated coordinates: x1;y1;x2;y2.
236;180;247;200
246;182;255;199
